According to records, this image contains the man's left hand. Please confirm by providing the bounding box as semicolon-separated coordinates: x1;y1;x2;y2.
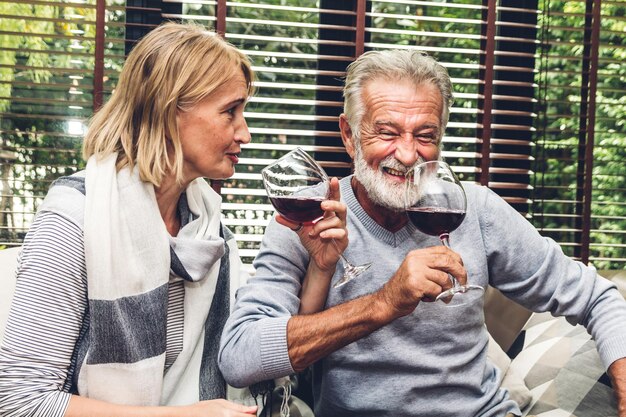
609;357;626;416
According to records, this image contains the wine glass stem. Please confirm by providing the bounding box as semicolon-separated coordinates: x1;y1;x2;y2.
330;238;353;268
439;233;460;290
439;233;451;248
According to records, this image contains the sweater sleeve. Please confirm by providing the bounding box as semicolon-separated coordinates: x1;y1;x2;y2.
0;211;88;417
477;186;626;369
218;218;307;388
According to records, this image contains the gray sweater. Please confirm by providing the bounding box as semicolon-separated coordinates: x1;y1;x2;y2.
218;176;626;417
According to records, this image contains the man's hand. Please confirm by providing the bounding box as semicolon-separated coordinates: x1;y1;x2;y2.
276;177;348;272
379;246;467;317
609;357;626;416
287;244;466;372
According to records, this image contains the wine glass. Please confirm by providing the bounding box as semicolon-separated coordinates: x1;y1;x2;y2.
404;160;483;302
262;147;371;288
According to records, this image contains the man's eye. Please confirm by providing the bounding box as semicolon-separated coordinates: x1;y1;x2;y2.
379;131;396;137
416;135;436;144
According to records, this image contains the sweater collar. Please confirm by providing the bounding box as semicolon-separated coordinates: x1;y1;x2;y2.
340;175;417;247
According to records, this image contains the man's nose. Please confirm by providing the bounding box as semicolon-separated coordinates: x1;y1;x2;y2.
394;135;419;167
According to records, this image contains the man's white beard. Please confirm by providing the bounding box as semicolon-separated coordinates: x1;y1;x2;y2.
353;144;425;211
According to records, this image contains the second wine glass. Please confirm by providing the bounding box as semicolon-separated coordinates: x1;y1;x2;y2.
404;160;484;303
262;147;371;288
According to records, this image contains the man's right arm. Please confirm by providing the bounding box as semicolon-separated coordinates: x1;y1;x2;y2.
286;290;396;372
288;244;466;371
218;220;466;386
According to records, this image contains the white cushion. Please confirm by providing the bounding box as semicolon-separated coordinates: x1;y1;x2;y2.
484;286;534;409
488;333;533;409
0;246;20;339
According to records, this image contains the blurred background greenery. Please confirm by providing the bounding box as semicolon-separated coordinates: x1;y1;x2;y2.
0;0;623;269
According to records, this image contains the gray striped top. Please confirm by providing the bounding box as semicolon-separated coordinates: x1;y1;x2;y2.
0;210;186;417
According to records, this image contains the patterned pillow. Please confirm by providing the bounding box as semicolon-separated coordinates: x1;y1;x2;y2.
508;312;618;417
488;334;533;409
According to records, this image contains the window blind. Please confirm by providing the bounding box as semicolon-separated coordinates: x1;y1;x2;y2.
1;0;623;270
532;0;625;269
160;0;356;262
0;0;126;246
205;0;541;263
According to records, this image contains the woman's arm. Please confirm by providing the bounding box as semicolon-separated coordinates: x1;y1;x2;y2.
274;177;347;315
0;211;87;417
298;259;335;315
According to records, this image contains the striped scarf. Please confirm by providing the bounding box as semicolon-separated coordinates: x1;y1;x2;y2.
71;153;243;405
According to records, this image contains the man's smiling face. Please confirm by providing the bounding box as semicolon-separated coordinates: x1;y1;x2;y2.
352;78;443;210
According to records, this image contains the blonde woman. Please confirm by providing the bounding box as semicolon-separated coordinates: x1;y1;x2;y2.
0;23;347;417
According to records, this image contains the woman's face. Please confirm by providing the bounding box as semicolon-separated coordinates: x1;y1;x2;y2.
177;69;250;182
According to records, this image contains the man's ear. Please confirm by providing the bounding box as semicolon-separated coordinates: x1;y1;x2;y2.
339;114;356;159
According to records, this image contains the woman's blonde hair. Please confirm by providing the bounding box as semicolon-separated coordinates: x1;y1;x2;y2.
82;22;254;186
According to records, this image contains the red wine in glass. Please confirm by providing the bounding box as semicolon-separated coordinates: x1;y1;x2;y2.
268;195;325;224
404;160;483;303
406;207;466;237
262;147;372;288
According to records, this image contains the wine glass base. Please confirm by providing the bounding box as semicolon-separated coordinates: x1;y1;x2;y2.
435;285;484;305
333;262;372;289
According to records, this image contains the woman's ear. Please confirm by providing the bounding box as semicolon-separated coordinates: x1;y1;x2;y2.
339;114;356;159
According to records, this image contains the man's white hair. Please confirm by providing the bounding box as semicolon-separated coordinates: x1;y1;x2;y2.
343;49;454;146
343;50;451;210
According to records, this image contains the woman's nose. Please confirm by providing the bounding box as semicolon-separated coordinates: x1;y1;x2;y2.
235;117;251;144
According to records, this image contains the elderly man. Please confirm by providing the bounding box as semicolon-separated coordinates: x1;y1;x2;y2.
219;50;626;417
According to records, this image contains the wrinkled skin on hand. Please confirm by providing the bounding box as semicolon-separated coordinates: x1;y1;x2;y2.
183;399;257;417
381;245;467;315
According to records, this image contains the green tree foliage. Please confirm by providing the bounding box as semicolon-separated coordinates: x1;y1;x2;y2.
1;1;623;268
533;1;625;269
0;1;125;243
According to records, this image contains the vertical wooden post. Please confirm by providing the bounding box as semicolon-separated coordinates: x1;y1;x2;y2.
93;0;106;111
580;0;601;264
211;0;228;193
355;0;366;58
216;0;227;37
479;0;497;186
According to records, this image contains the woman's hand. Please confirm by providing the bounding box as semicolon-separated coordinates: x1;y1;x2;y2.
276;177;347;272
184;399;257;416
275;177;347;315
66;395;257;417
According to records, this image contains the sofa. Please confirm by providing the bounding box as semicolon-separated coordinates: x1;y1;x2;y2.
0;246;623;416
0;246;19;340
486;274;624;417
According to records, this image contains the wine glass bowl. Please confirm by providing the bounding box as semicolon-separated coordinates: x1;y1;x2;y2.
404;162;467;238
262;147;371;288
404;160;484;302
262;148;329;224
